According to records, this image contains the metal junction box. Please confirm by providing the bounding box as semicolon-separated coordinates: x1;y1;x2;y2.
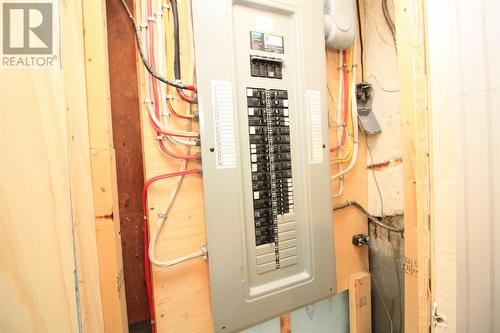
192;1;336;331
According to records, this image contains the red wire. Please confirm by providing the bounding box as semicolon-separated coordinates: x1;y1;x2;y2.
142;2;202;330
177;88;197;104
183;84;196;92
141;169;199;333
330;49;349;153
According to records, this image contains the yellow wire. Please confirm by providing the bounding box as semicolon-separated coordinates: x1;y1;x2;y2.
332;47;355;163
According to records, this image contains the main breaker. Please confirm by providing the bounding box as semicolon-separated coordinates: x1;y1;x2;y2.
192;1;336;331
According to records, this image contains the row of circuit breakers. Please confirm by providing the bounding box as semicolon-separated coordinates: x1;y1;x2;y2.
192;0;337;332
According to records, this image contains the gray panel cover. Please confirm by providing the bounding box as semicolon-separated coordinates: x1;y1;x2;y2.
192;1;336;332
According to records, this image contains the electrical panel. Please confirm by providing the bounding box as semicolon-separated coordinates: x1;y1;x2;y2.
192;1;336;332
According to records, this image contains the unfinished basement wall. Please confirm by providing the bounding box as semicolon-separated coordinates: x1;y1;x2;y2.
362;0;404;332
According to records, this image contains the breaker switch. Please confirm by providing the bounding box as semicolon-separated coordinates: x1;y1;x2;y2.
250;55;284;80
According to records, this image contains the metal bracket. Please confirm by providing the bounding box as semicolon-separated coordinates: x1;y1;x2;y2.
201;244;209;261
356;83;381;135
431;302;447;328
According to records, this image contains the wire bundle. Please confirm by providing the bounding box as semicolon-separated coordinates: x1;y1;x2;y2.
330;46;360;200
118;0;203;331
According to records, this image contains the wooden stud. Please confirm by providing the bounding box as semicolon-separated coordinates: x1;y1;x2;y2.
280;314;292;333
82;0;129;331
349;272;372;333
393;0;431;332
62;1;106;331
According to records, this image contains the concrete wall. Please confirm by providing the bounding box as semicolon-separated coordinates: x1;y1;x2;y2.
362;0;404;332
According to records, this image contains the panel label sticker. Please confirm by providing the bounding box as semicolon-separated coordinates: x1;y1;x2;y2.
211;80;237;169
250;31;284;54
306;90;323;163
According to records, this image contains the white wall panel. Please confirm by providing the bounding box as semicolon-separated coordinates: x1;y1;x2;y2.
427;0;500;331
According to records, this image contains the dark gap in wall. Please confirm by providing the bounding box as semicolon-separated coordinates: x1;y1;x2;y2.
106;0;149;324
369;217;404;333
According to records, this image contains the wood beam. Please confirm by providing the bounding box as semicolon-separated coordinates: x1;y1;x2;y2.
349;272;372;333
83;0;129;330
394;0;431;331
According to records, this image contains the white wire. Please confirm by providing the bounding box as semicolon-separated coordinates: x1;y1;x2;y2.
332;51;345;196
168;135;197;146
162;0;198;147
332;173;344;198
331;49;359;180
336;51;344;141
146;102;198;136
140;1;198;138
149;124;202;267
159;1;197;148
148;164;202;267
149;0;202;267
156;0;168;124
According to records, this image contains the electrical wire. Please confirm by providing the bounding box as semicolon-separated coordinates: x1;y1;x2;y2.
330;52;346;197
391;239;404;333
365;0;396;48
117;0;196;91
332;174;345;198
171;0;197;104
381;0;397;47
141;168;200;330
149;119;203;267
140;0;198;140
164;2;197;117
333;200;404;233
330;49;349;153
332;48;355;163
145;83;199;137
167;98;195;119
355;0;365;82
331;48;359;179
167;134;198;146
366;133;384;217
137;0;201;331
372;273;394;333
367;74;399;93
170;0;181;79
361;254;395;333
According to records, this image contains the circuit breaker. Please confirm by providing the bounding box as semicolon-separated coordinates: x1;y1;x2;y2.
192;1;336;332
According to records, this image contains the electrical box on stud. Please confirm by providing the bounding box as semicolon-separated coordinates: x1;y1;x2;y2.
324;0;356;49
192;0;336;332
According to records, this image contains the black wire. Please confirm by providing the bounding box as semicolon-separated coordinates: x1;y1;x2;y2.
171;0;182;80
116;0;190;90
381;0;397;47
355;0;365;82
333;200;404;234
